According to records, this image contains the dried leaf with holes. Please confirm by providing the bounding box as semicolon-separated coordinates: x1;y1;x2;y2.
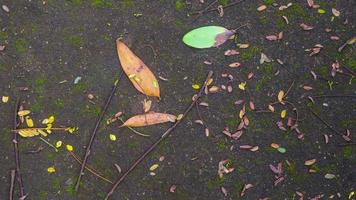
116;39;160;98
121;112;176;127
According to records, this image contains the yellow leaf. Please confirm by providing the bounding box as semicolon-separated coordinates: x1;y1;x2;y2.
2;96;9;103
37;129;48;137
48;115;55;124
109;134;117;141
42;118;49;124
66;144;74;152
18;110;31;117
25;116;34;127
55;141;63;148
149;164;159;171
281;109;287;118
121;112;177;127
176;114;183;121
18;129;40;137
192;84;200;90
278;90;285;102
47;167;56;173
66;127;78;133
116;40;160;98
238;82;246;90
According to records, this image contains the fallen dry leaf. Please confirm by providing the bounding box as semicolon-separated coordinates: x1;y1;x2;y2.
278;90;285;102
143;99;152;113
300;23;314;30
240;183;253;197
257;5;267;11
229;62;241;68
332;8;340;17
304;159;316;166
121;112;176;127
116;39;160;98
224;49;240;56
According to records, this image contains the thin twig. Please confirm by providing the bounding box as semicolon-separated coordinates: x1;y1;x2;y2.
9;170;15;200
75;72;123;192
12;98;25;197
338;142;356;146
69;152;113;184
39;137;58;152
190;0;218;23
104;71;214;200
190;0;244;15
118;118;150;137
284;80;295;98
309;109;343;136
311;95;356;98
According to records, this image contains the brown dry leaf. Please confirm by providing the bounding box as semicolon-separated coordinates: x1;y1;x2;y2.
303;85;313;91
304;159;316;166
307;0;314;7
224;49;240;56
240;183;253;197
121;112;176;127
277;90;285;102
257;5;267;11
169;185;177;193
221;186;228;196
229;62;241;68
116;40;160;98
268;104;275;112
237;43;249;49
247;72;254;79
266;35;278;41
260;53;271;64
209;86;219;93
143;99;152;113
300;23;314;30
249;101;255;110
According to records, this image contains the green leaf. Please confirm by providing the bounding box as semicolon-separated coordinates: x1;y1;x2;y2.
182;26;234;49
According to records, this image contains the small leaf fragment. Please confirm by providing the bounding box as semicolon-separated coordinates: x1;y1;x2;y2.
47;167;56;173
149;164;159;171
25;116;34;127
55;141;63;148
281;110;287;118
192;84;200;90
18;110;31;117
2;96;9;103
66;144;74;152
109;134;117;141
277;147;286;153
278;90;285;102
324;173;336;179
238;82;246;90
304;159;316;166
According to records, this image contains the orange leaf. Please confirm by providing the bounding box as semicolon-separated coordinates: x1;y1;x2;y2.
116;39;160;98
121;112;176;127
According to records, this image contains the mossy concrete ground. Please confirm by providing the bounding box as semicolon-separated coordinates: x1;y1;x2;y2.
0;0;355;199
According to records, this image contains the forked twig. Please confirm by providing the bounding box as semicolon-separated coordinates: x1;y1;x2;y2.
104;71;214;200
12;98;25;197
309;109;343;137
75;72;123;192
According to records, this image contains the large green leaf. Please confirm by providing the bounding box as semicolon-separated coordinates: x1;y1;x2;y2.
182;26;234;49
